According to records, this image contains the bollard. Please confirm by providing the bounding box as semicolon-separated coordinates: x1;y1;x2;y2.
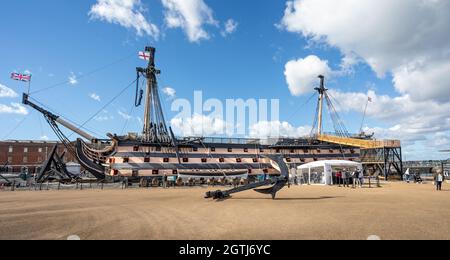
80;182;83;190
76;181;79;190
11;180;16;191
101;182;104;190
47;181;50;191
58;182;61;190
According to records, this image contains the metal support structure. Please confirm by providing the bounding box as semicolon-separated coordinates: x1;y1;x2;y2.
36;144;76;183
361;147;403;177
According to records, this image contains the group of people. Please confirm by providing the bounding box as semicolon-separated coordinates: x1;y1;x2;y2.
404;169;446;191
335;169;364;188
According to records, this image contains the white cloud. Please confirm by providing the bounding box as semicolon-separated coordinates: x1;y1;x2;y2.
95;115;114;122
0;103;28;115
118;110;132;120
89;0;159;39
221;19;238;37
284;55;331;96
170;114;229;137
89;93;101;102
0;84;18;98
249;121;311;139
328;89;450;156
162;87;176;98
162;0;218;42
40;135;50;141
68;72;78;86
280;0;450;102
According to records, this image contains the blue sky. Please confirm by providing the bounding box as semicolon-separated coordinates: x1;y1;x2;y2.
1;0;449;160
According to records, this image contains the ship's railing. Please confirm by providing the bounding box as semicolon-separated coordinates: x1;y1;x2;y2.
179;136;262;145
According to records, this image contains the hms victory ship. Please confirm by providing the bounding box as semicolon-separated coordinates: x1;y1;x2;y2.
22;46;401;182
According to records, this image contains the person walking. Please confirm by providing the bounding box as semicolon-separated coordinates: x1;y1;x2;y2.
358;169;364;188
336;171;342;187
435;170;445;191
342;170;349;188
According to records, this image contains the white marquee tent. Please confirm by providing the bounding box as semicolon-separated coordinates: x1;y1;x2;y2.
296;160;363;185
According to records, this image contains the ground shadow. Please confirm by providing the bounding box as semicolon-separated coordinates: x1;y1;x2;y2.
228;196;343;201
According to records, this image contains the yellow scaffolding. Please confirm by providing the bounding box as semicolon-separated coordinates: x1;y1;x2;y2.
317;134;401;149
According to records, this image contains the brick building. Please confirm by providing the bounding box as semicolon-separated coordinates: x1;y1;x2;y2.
0;140;77;174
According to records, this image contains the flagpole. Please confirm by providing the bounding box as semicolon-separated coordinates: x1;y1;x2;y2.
359;99;369;134
27;80;31;95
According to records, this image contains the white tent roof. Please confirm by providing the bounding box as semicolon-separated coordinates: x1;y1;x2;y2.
298;160;362;170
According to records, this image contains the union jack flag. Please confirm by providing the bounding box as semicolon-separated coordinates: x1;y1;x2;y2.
11;72;32;82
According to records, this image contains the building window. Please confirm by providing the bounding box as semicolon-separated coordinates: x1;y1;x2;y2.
259;148;265;153
219;158;225;163
163;158;169;163
285;158;292;163
155;147;162;152
276;149;281;153
38;156;43;162
316;149;321;153
193;147;198;152
253;158;259;163
113;170;119;176
300;158;305;163
236;158;242;163
24;147;28;153
133;146;139;152
123;158;130;163
172;170;178;175
244;148;249;153
8;157;13;163
210;147;216;152
23;156;28;163
132;170;139;177
8;146;13;153
201;158;207;163
144;157;151;163
182;158;189;163
329;149;334;153
290;149;295;154
38;148;43;153
228;148;233;153
152;170;159;175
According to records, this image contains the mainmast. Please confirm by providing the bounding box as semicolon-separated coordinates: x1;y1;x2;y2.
315;75;327;136
136;47;172;144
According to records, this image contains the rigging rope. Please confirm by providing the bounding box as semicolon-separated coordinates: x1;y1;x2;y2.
29;53;135;95
67;78;138;140
2;115;29;140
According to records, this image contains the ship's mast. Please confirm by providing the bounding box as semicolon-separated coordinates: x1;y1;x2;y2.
315;75;327;136
136;47;172;144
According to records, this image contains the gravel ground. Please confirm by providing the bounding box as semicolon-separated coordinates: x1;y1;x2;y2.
0;182;449;240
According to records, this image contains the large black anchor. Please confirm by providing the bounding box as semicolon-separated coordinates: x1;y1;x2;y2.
205;155;290;200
